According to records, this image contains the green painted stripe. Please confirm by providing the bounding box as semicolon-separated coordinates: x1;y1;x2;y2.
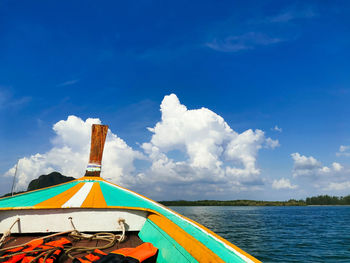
139;219;197;263
100;182;148;207
0;181;80;208
100;181;248;262
166;214;246;262
0;180;252;262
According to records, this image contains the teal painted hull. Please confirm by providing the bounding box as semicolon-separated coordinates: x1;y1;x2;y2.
0;178;260;262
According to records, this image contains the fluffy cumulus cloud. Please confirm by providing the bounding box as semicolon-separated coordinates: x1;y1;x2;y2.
141;94;278;196
4;94;279;198
336;145;350;157
290;152;350;193
272;178;297;190
291;153;322;176
326;181;350;191
5;116;143;191
272;125;282;132
291;153;343;177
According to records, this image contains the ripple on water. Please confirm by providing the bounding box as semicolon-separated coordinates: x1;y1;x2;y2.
170;206;350;263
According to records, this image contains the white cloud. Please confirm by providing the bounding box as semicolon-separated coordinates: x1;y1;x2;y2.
291;153;344;177
291;152;322;177
332;162;343;172
205;32;283;52
265;137;280;148
319;166;331;174
103;132;145;184
325;181;350;191
272;178;297;190
0;88;31;110
5;115;143;191
339;145;350;152
3;94;279;199
291;152;348;192
141;94;277;196
248;6;317;25
272;125;282;132
336;145;350;157
56;79;80;87
267;7;317;23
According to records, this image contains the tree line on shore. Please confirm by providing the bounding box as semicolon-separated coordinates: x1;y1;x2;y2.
159;195;350;206
305;195;350;205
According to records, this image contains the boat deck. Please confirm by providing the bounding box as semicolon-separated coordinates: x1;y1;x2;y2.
1;231;144;262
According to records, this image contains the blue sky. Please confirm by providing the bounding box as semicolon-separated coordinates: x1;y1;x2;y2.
0;0;349;200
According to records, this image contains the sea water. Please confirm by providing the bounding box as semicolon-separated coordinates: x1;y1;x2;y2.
170;206;350;262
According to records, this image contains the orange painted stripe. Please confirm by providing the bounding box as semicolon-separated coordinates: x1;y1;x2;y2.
100;179;260;262
74;178;259;262
171;210;261;263
81;182;107;208
0;179;81;201
177;211;261;263
78;176;103;181
148;213;225;263
34;183;85;208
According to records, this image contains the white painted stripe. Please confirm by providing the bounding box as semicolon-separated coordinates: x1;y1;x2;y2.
62;182;94;208
103;181;255;263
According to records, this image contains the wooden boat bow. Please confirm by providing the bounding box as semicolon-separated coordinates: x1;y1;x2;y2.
0;124;261;263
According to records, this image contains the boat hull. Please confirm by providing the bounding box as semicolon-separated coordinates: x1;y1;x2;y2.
0;208;147;233
0;178;261;262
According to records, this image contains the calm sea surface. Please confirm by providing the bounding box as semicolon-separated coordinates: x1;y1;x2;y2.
170;206;350;262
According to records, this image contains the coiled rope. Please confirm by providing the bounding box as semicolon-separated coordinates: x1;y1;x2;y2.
0;218;20;248
0;217;127;262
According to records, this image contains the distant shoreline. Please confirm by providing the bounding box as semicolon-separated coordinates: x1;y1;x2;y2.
159;200;306;206
159;197;350;206
3;171;349;206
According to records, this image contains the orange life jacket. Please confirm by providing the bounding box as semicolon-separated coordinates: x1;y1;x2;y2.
21;237;71;263
2;237;71;263
2;239;44;263
72;249;107;263
95;243;158;263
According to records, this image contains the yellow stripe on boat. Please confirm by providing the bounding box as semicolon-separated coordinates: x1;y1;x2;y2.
0;178;261;262
62;182;94;208
148;213;224;263
81;182;107;208
34;182;85;208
